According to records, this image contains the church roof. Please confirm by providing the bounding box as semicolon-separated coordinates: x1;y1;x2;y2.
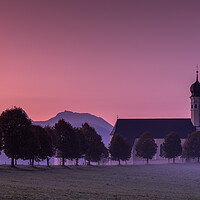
111;118;196;146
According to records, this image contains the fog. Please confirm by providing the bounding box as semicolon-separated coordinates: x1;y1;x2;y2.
0;151;54;166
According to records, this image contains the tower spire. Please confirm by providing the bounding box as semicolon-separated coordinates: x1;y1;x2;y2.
196;65;199;81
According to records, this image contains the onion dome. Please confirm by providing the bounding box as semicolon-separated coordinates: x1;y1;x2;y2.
190;70;200;97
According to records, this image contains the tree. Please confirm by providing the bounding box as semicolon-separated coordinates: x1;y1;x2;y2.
19;125;40;166
73;128;87;166
44;126;57;165
0;107;31;167
19;125;54;166
109;134;132;165
90;140;108;163
135;132;157;164
0;129;2;155
162;132;182;163
81;123;106;165
99;141;109;165
183;131;200;162
37;126;54;166
54;119;75;166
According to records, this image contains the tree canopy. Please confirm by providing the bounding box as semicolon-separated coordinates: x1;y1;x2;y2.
162;132;182;163
54;119;75;166
109;134;132;165
0;128;2;155
73;128;87;165
81;123;107;165
19;125;40;166
183;131;200;162
36;126;54;166
135;132;157;164
44;126;57;165
0;107;31;167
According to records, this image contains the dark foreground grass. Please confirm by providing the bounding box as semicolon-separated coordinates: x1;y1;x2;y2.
0;164;200;199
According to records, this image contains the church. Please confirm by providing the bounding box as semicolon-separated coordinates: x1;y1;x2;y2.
110;70;200;162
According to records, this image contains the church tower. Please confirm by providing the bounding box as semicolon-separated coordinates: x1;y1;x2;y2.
190;69;200;130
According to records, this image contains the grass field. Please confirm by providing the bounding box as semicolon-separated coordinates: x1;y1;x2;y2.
0;163;200;199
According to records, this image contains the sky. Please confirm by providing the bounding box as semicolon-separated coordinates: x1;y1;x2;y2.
0;0;200;125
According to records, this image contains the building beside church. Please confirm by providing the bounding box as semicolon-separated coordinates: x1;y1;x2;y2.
110;70;200;162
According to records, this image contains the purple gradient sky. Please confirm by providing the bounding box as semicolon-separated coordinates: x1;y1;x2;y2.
0;0;199;125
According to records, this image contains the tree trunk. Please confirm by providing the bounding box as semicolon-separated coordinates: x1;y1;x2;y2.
118;159;121;165
75;158;79;166
62;156;65;166
30;159;32;166
32;158;34;166
11;157;14;167
15;159;17;166
47;157;49;167
147;158;149;165
173;157;175;163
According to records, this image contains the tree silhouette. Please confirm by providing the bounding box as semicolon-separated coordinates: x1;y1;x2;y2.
99;141;109;164
81;123;106;165
183;131;200;162
73;128;87;166
135;132;157;164
109;134;132;165
90;140;108;163
44;126;57;165
54;119;74;166
37;126;54;166
19;125;40;166
0;107;31;167
162;132;182;163
0;128;2;155
19;125;54;166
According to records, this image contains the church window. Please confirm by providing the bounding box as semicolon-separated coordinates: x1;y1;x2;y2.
195;104;197;108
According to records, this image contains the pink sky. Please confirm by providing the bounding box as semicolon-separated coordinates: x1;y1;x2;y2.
0;0;199;125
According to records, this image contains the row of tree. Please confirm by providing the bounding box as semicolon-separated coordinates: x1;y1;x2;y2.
55;119;108;166
0;107;109;167
134;131;183;164
109;130;200;165
132;131;200;164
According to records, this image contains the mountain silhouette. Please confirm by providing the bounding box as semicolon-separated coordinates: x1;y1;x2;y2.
33;111;113;146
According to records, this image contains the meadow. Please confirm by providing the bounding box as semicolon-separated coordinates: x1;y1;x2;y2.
0;163;200;199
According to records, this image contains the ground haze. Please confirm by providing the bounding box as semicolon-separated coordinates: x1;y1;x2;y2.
0;164;199;199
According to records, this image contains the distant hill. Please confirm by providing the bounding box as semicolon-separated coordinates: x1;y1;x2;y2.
33;111;113;146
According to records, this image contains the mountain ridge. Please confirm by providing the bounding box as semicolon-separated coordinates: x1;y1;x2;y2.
33;111;113;146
